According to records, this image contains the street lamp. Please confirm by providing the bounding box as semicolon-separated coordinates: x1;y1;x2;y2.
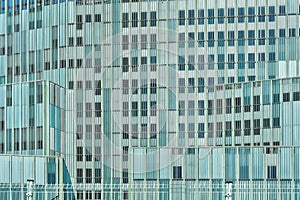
225;181;233;200
26;179;34;200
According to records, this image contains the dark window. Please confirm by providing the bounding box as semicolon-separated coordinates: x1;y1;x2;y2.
267;166;277;179
279;5;285;15
132;102;138;117
218;8;224;24
269;6;275;22
122;13;129;28
76;37;83;46
289;29;296;37
208;9;214;24
173;166;182;179
293;92;300;101
244;120;251;135
68;59;74;68
263;118;270;128
273;118;280;127
235;121;241;136
235;97;241;113
228;8;234;23
76;59;83;68
283;93;290;102
141;12;147;27
258;6;265;22
273;93;280;103
253;95;260;111
44;62;50;70
248;7;255;22
279;29;285;37
208;100;214;115
86;169;92;183
150;11;156;26
254;119;260;135
179;10;185;25
269;52;276;61
238;7;245;23
68;37;74;46
198;9;204;24
86;14;91;22
95;14;101;22
226;98;232;114
225;121;232;137
188;10;195;25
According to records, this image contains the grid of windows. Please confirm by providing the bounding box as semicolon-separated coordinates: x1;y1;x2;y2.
1;1;300;199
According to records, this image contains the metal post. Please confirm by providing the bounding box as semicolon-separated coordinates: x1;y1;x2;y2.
225;181;232;200
26;179;34;200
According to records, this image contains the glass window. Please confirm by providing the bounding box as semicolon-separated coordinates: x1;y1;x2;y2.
263;119;270;128
198;32;204;41
228;54;235;62
198;9;204;24
188;10;195;25
269;29;275;45
279;29;285;37
248;7;255;22
208;9;214;24
269;29;275;38
269;6;275;22
269;6;275;14
218;54;225;63
248;30;255;39
248;7;255;15
228;31;234;46
132;12;138;27
228;54;235;69
238;7;245;23
173;166;182;179
95;14;101;22
248;53;255;62
218;32;225;46
258;6;265;22
188;10;195;18
208;9;214;17
269;52;276;61
208;32;214;40
294;92;300;101
279;5;286;15
208;32;214;47
198;9;204;17
289;28;296;37
283;93;290;102
86;14;91;23
248;76;256;81
218;8;224;24
218;31;224;40
228;8;235;23
141;12;147;27
228;77;234;83
238;31;245;39
238;53;245;62
258;30;266;45
248;30;255;45
253;95;261;111
179;10;185;25
122;13;129;28
267;166;277;179
258;53;265;61
150;11;157;27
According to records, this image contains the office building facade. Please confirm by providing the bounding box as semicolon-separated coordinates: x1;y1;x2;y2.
1;0;300;199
